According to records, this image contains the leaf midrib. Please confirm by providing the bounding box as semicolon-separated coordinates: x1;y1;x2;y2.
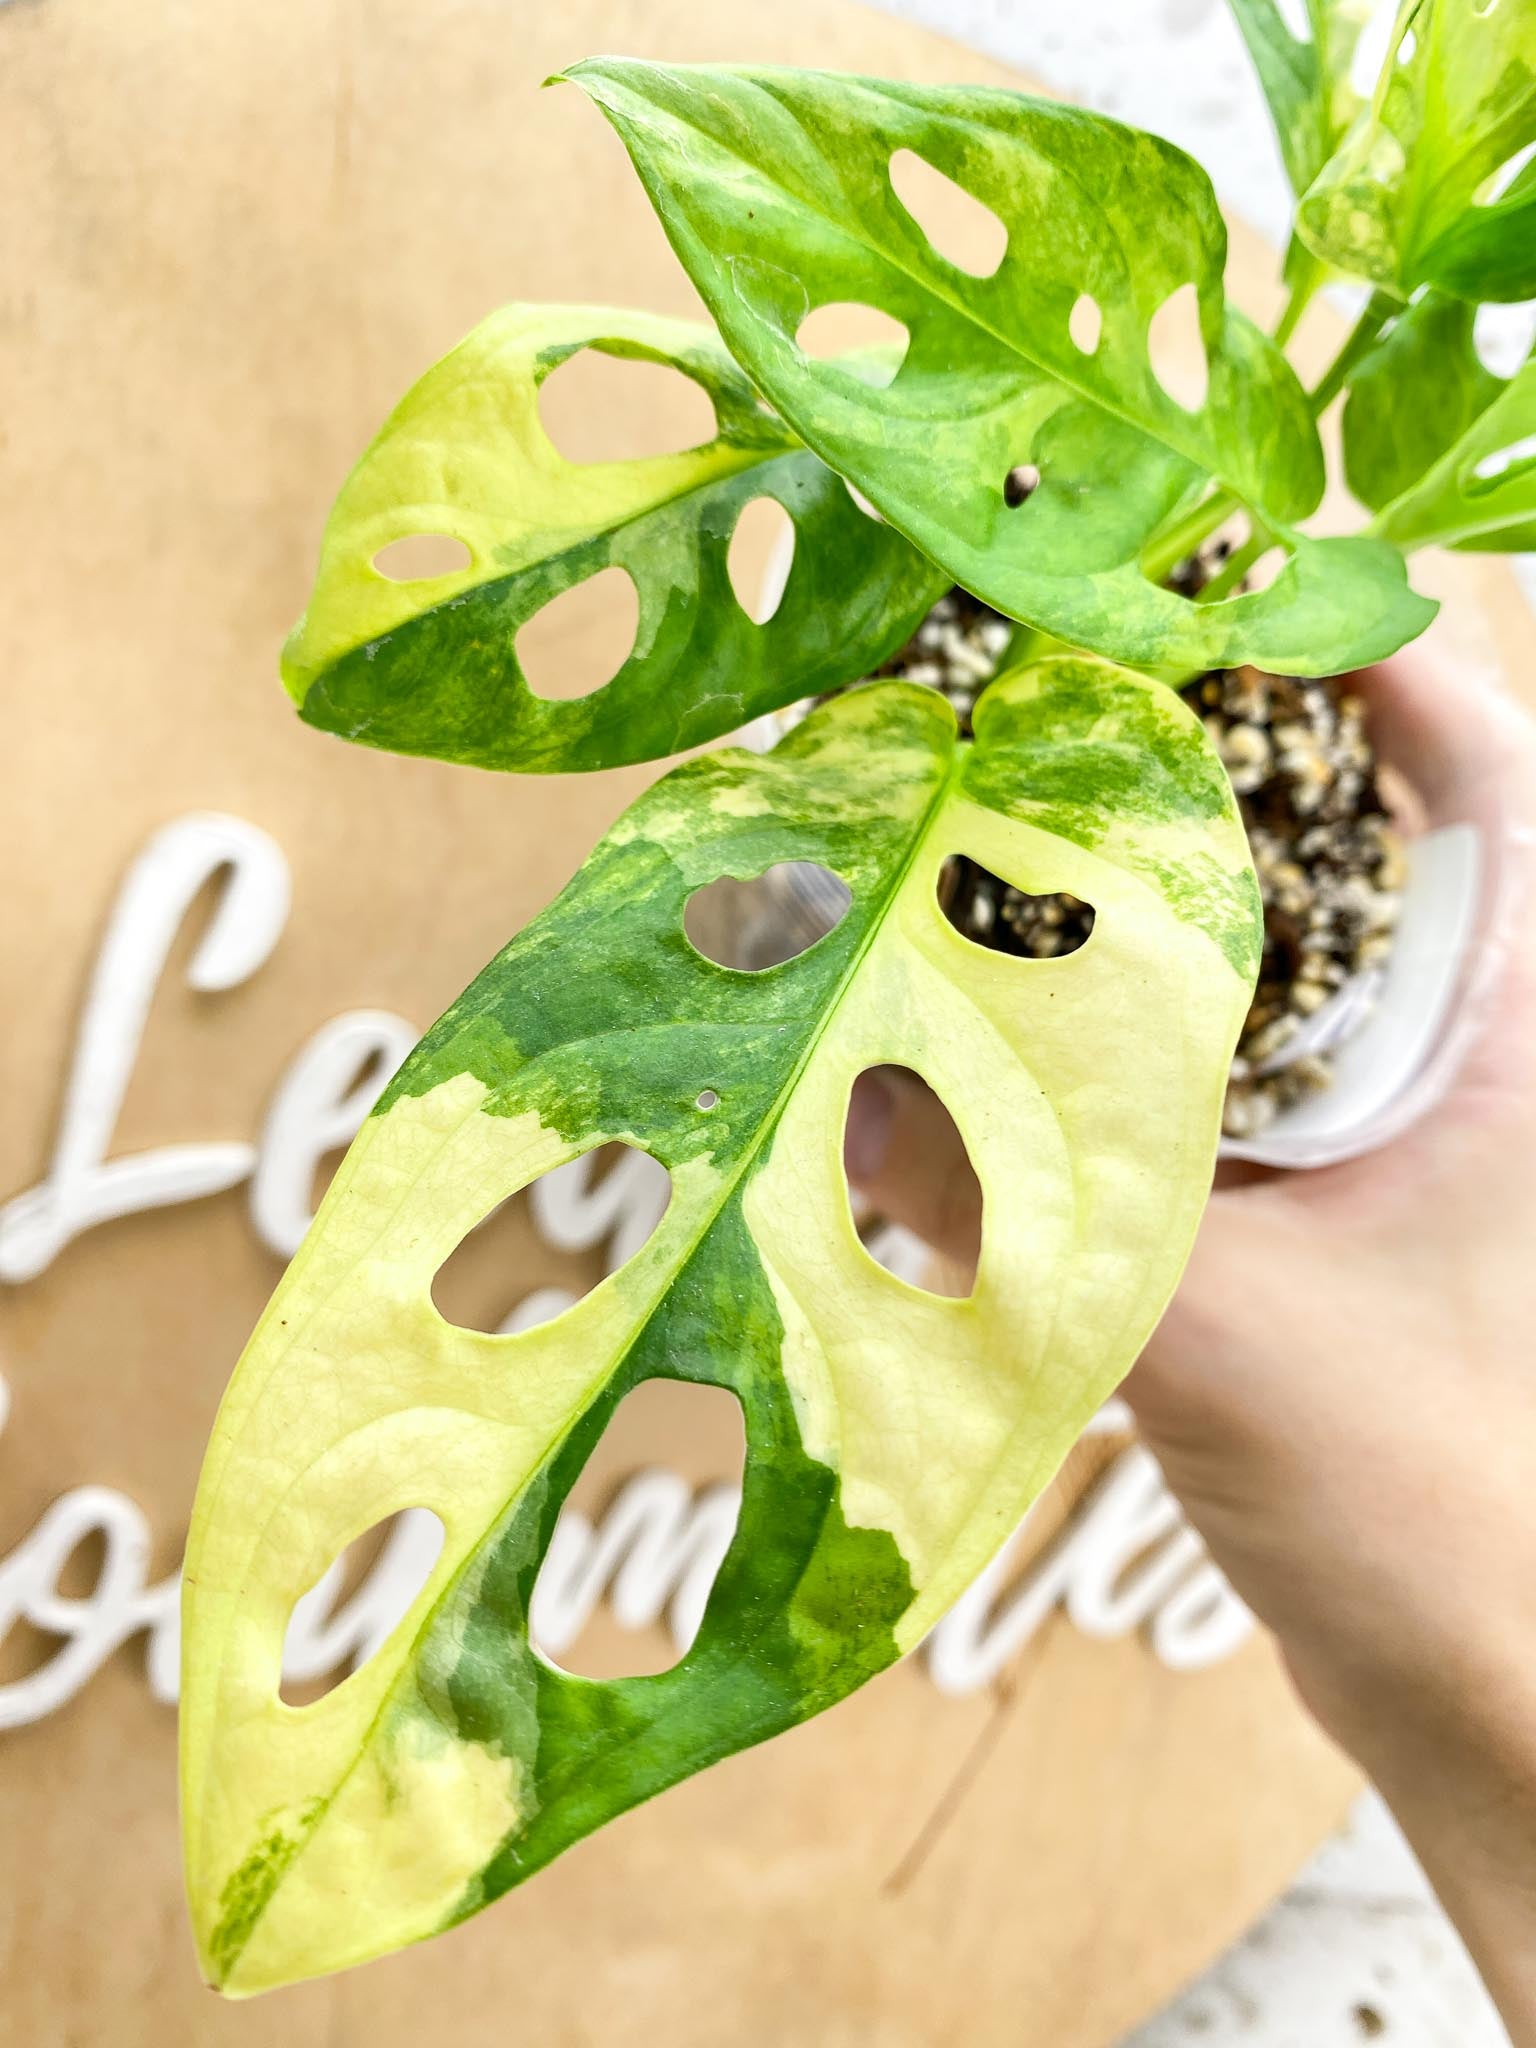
217;711;968;1983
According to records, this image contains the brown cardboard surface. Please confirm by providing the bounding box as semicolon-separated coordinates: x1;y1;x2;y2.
0;2;1527;2043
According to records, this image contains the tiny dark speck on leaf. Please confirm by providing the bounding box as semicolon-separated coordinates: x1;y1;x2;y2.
1352;2006;1387;2040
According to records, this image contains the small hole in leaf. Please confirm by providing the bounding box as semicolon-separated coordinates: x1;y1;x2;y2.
1396;26;1416;61
1068;293;1103;355
1004;462;1041;507
695;1089;719;1111
1272;0;1311;38
1473;301;1536;375
1148;283;1209;413
531;1382;745;1677
1471;432;1536;487
1349;6;1398;90
432;1142;670;1335
845;477;884;521
938;856;1096;957
727;496;796;622
516;564;639;701
1480;138;1536;206
794;302;910;387
280;1510;446;1706
889;148;1008;277
844;1066;980;1297
685;862;851;971
372;533;472;582
538;348;718;463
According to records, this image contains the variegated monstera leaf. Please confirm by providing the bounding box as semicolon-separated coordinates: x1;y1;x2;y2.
181;658;1260;1995
282;304;945;772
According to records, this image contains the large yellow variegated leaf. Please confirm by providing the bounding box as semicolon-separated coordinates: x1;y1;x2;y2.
181;658;1259;1994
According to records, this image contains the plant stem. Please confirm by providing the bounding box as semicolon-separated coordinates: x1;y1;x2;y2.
1306;288;1398;418
1272;269;1319;350
1140;486;1240;585
1196;528;1271;605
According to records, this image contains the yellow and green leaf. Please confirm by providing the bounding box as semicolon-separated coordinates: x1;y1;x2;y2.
559;59;1434;677
1297;0;1536;302
283;304;946;772
181;657;1259;1994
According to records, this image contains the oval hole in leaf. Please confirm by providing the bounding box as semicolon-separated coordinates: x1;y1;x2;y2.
537;347;718;462
1272;0;1311;38
371;533;472;582
794;302;910;387
684;861;851;971
1148;284;1209;414
727;496;796;622
432;1141;671;1335
1068;292;1103;355
1396;26;1417;61
938;856;1096;958
280;1509;446;1706
516;564;639;701
1473;302;1536;376
1470;432;1536;489
843;1066;980;1298
530;1382;745;1677
888;148;1008;278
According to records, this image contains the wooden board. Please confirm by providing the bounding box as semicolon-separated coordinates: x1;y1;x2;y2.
0;3;1526;2043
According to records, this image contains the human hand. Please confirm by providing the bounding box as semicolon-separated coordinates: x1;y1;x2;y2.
845;643;1536;2038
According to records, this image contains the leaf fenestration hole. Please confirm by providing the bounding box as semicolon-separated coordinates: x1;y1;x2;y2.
794;302;911;388
889;148;1008;278
432;1142;671;1335
684;862;851;971
1004;462;1041;507
1480;139;1536;206
1396;26;1417;61
695;1089;720;1111
280;1509;446;1706
537;348;718;463
938;855;1096;958
1068;292;1103;355
727;496;796;622
371;533;472;582
530;1382;746;1677
844;1066;980;1298
1148;283;1209;414
1471;432;1536;488
1272;0;1311;39
516;564;639;701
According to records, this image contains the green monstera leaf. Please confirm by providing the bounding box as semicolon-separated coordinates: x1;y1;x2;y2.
282;305;946;772
182;657;1259;1994
559;59;1434;678
1366;345;1536;551
1345;291;1536;548
1226;0;1373;293
1297;0;1536;302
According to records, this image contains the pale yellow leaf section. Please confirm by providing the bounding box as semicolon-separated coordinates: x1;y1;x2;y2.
180;1070;722;1993
281;305;764;696
745;791;1246;1651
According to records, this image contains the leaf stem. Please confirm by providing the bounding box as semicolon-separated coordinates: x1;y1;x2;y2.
1196;527;1272;605
1306;289;1398;418
1140;487;1240;586
1272;271;1318;350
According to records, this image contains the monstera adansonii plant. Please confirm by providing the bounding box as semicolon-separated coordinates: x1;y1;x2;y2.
182;0;1536;1993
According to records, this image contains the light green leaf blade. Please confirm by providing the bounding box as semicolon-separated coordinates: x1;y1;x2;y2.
559;59;1432;678
181;658;1259;1995
1227;0;1372;197
1369;349;1536;549
1344;290;1502;505
1297;0;1536;301
282;305;947;772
